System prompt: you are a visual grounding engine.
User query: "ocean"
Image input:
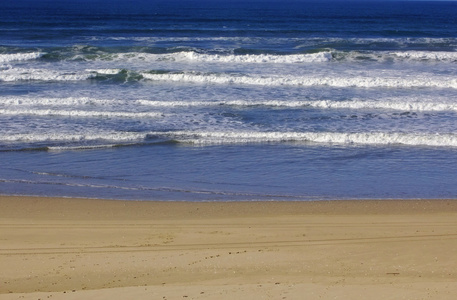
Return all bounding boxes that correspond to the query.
[1,0,457,201]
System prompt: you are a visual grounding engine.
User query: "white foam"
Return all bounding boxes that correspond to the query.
[0,52,44,63]
[138,99,457,112]
[0,96,114,107]
[332,50,457,63]
[174,51,333,63]
[149,131,457,147]
[2,132,145,143]
[141,72,457,89]
[390,51,457,62]
[86,68,122,75]
[105,50,457,64]
[0,67,95,82]
[4,96,457,112]
[0,109,163,118]
[58,48,457,64]
[3,130,457,148]
[300,99,457,112]
[101,51,332,64]
[0,68,135,82]
[47,144,119,151]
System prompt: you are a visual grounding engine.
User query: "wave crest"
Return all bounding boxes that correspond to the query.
[0,52,44,63]
[149,131,457,147]
[3,131,457,149]
[3,96,457,112]
[141,72,457,89]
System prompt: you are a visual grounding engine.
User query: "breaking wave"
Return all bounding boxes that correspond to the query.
[0,52,44,63]
[0,108,163,118]
[3,96,457,112]
[141,72,457,89]
[0,67,95,82]
[148,131,457,147]
[112,50,457,64]
[3,131,457,149]
[0,68,137,82]
[4,48,456,66]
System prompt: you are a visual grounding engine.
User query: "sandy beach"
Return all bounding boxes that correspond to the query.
[1,196,457,299]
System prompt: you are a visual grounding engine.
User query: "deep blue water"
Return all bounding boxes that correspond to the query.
[1,0,457,200]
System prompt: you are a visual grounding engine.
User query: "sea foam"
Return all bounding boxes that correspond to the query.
[0,109,163,118]
[0,67,95,82]
[3,130,457,148]
[54,48,457,64]
[141,72,457,89]
[78,51,332,64]
[0,52,44,63]
[2,132,146,143]
[3,96,457,112]
[390,51,457,62]
[147,131,457,147]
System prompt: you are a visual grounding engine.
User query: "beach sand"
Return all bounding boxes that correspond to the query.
[1,196,457,299]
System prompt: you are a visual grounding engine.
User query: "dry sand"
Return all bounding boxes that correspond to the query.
[1,196,457,299]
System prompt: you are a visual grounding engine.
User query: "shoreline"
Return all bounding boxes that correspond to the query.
[1,196,457,299]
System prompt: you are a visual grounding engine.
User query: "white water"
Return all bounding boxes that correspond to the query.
[141,72,457,89]
[2,130,457,148]
[0,67,95,82]
[0,108,163,118]
[0,52,44,63]
[147,131,457,147]
[2,96,457,112]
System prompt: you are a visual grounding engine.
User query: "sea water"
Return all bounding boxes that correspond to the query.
[1,0,457,200]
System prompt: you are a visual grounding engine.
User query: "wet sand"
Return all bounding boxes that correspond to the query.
[1,196,457,299]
